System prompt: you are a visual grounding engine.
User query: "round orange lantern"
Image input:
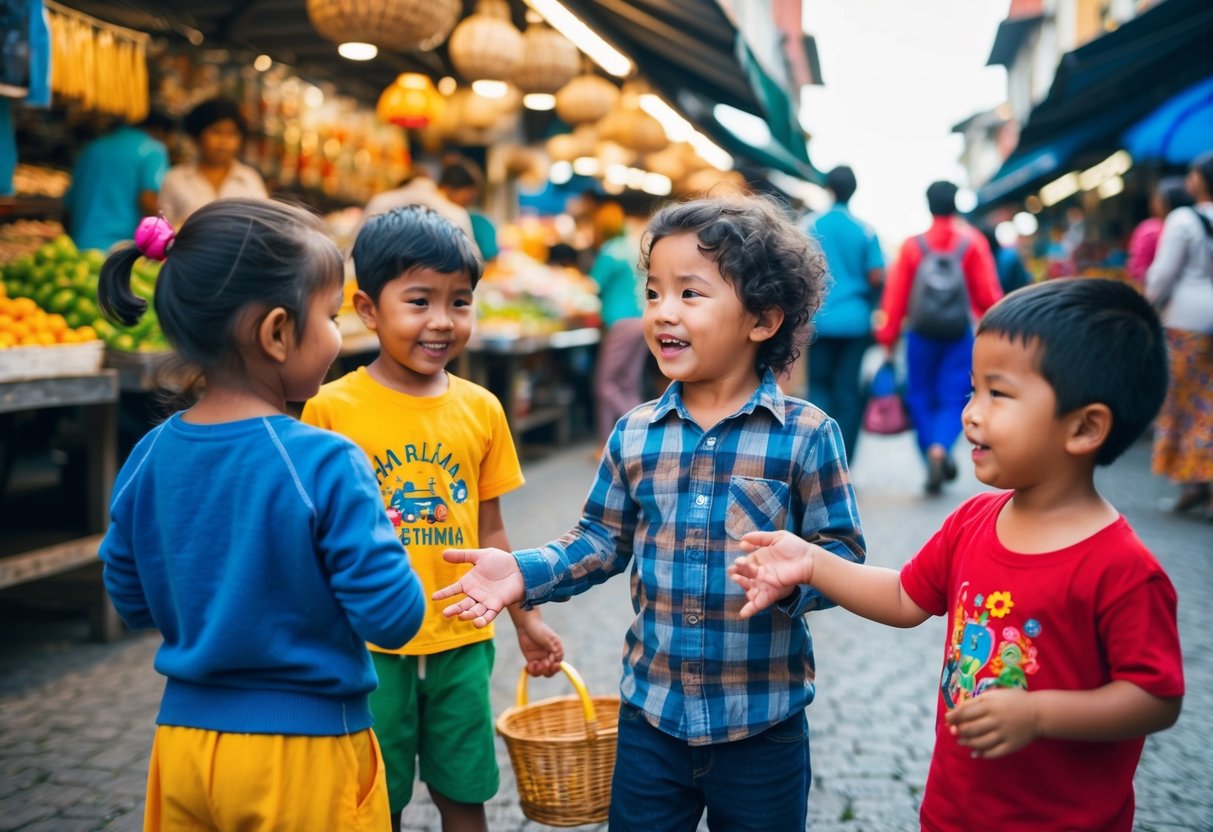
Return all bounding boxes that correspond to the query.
[377,73,444,129]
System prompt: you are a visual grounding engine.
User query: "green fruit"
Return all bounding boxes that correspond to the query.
[54,273,74,289]
[53,235,78,262]
[111,333,136,352]
[82,250,106,271]
[73,296,99,321]
[50,288,76,315]
[92,319,116,341]
[35,243,57,265]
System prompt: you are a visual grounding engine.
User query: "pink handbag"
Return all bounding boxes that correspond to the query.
[863,361,911,435]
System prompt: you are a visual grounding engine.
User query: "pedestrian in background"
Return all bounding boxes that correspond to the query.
[733,278,1183,832]
[96,200,426,830]
[877,180,1002,495]
[589,198,648,446]
[64,110,174,252]
[159,97,268,227]
[435,195,864,831]
[803,165,885,461]
[362,160,479,252]
[1146,150,1213,519]
[302,205,564,832]
[1128,177,1194,287]
[979,221,1031,295]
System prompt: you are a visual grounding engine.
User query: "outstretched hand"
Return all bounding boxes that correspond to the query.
[727,530,815,618]
[432,547,526,628]
[945,687,1039,759]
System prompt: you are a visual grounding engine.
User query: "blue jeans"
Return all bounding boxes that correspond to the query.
[807,334,871,462]
[904,330,973,457]
[608,704,811,831]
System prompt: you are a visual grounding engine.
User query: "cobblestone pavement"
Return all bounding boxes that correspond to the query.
[1,432,1210,831]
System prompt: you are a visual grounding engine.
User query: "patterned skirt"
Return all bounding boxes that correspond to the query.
[1152,328,1213,483]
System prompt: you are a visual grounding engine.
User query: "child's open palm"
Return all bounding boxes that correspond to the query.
[433,547,526,627]
[728,531,816,618]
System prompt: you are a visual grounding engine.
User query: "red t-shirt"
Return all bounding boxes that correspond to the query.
[876,216,1003,348]
[900,491,1184,832]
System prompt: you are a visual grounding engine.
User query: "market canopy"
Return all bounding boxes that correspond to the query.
[56,0,819,180]
[1122,74,1213,166]
[977,0,1213,208]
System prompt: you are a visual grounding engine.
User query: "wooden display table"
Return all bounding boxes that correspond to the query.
[0,371,121,641]
[338,328,600,444]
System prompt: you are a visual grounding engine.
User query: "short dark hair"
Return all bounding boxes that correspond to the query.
[976,278,1167,466]
[137,109,177,134]
[438,159,483,192]
[99,199,342,373]
[183,97,247,139]
[1189,150,1213,197]
[639,195,826,373]
[825,166,857,203]
[926,180,958,217]
[352,205,483,303]
[1156,176,1194,213]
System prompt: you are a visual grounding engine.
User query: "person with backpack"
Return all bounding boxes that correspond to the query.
[802,165,886,462]
[1145,149,1213,520]
[876,180,1002,494]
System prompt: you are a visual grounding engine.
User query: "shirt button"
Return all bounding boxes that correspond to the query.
[687,613,700,625]
[695,495,707,506]
[706,437,717,447]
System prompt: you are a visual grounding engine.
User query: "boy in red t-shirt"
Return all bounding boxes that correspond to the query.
[729,278,1184,831]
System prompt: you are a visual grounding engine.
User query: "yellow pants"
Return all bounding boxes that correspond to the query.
[143,725,389,831]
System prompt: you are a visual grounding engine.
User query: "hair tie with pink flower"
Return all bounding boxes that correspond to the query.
[134,215,176,262]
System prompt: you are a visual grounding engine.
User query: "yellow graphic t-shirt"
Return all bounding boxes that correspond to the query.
[301,368,524,655]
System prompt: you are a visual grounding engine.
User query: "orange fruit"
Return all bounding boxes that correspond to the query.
[10,320,31,340]
[75,325,98,342]
[44,314,68,336]
[10,297,36,319]
[0,331,15,348]
[0,313,13,331]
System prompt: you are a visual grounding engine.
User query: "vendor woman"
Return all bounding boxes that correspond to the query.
[159,97,267,226]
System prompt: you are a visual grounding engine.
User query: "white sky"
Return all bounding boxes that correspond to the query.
[800,0,1011,249]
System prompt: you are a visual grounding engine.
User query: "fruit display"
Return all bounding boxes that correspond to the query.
[1,235,168,352]
[0,286,98,349]
[476,251,602,339]
[0,219,65,262]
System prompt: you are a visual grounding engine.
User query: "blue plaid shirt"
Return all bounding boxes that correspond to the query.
[516,370,865,745]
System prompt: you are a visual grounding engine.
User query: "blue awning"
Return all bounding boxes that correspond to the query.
[1122,74,1213,166]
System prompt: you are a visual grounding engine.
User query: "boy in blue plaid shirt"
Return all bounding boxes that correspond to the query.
[435,195,866,830]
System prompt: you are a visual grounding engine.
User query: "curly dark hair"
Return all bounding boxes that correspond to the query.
[639,195,825,374]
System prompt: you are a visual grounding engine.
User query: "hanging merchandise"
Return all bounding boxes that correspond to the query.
[447,0,523,84]
[45,1,148,122]
[513,16,580,95]
[377,72,444,128]
[555,71,619,126]
[596,81,667,155]
[306,0,461,52]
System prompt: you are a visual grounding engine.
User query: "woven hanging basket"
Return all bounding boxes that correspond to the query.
[513,20,580,94]
[306,0,461,52]
[555,73,619,126]
[448,0,523,82]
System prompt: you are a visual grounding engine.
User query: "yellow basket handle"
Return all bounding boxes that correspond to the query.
[515,661,599,738]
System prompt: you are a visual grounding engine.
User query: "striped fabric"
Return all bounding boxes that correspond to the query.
[516,370,866,745]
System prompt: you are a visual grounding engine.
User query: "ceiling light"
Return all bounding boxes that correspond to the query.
[1040,172,1080,207]
[472,79,509,99]
[338,42,378,61]
[523,93,556,110]
[253,54,272,72]
[438,76,458,96]
[639,94,694,142]
[523,0,632,77]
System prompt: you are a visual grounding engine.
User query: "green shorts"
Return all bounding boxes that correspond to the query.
[369,640,499,812]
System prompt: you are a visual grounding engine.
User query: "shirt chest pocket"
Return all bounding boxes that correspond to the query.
[724,476,790,540]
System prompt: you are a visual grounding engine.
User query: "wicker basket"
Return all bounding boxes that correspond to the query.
[496,662,619,827]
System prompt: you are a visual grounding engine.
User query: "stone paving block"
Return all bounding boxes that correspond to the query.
[0,796,55,831]
[18,819,101,832]
[0,767,43,799]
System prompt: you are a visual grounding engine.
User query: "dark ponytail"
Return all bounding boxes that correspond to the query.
[98,245,150,326]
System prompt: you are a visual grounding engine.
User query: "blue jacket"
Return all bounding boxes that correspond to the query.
[100,413,425,735]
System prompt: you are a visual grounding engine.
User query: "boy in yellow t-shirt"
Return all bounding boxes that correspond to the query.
[302,205,564,832]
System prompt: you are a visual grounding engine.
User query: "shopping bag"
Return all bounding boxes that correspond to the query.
[863,361,910,435]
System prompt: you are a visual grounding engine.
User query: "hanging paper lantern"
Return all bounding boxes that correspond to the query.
[447,0,524,83]
[555,73,619,125]
[597,82,668,155]
[513,18,580,94]
[307,0,461,52]
[376,73,444,128]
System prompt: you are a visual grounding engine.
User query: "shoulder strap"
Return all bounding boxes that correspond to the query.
[915,234,930,254]
[1192,206,1213,239]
